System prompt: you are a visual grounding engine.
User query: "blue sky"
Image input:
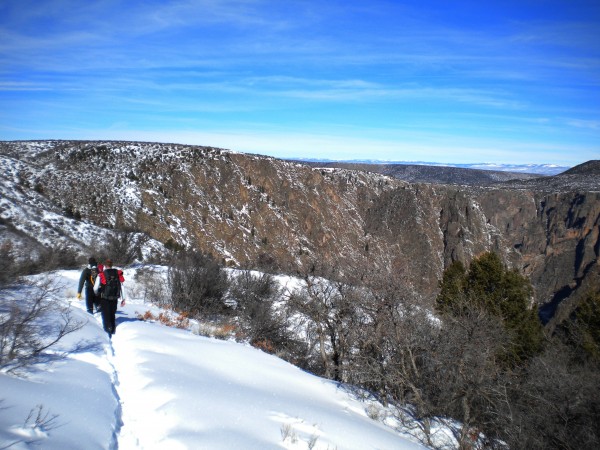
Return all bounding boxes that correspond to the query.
[1,0,599,166]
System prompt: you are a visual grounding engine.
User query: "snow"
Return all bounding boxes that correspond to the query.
[1,269,426,450]
[295,160,570,176]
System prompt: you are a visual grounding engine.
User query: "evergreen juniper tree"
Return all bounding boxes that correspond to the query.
[436,252,544,365]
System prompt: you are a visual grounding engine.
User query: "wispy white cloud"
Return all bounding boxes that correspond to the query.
[142,0,276,31]
[509,20,600,49]
[270,84,524,108]
[566,119,600,130]
[0,81,53,91]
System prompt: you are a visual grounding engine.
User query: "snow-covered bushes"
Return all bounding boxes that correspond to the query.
[0,279,84,375]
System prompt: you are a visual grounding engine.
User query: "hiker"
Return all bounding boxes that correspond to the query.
[95,259,126,337]
[77,257,101,314]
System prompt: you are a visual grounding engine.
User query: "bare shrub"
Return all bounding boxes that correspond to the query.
[500,289,600,449]
[136,310,190,329]
[14,244,80,276]
[0,279,84,375]
[280,423,294,441]
[287,268,363,382]
[430,303,513,449]
[307,433,319,450]
[350,284,443,447]
[37,245,80,271]
[504,340,600,450]
[0,242,18,288]
[252,339,276,353]
[365,404,384,421]
[167,250,229,317]
[23,404,60,432]
[229,270,289,347]
[252,252,279,273]
[97,230,148,265]
[212,323,237,340]
[0,403,60,448]
[133,266,169,307]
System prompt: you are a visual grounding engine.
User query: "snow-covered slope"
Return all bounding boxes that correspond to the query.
[0,150,102,249]
[0,269,426,450]
[0,142,164,259]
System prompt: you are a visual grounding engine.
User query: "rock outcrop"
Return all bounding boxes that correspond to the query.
[1,141,598,319]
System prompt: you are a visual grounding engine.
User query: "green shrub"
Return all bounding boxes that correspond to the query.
[436,252,544,365]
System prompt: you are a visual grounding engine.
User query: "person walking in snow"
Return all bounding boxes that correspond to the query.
[77,257,101,314]
[96,259,125,337]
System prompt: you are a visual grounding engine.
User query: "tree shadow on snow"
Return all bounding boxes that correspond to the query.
[115,315,141,326]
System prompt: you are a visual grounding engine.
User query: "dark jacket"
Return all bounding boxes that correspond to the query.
[78,265,97,295]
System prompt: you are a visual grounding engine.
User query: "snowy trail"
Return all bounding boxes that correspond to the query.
[70,299,140,449]
[1,270,427,450]
[69,298,124,450]
[76,303,137,449]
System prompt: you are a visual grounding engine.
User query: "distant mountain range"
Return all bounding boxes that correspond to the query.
[292,159,570,176]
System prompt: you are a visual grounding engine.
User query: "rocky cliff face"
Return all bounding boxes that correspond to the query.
[467,189,600,318]
[1,141,598,317]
